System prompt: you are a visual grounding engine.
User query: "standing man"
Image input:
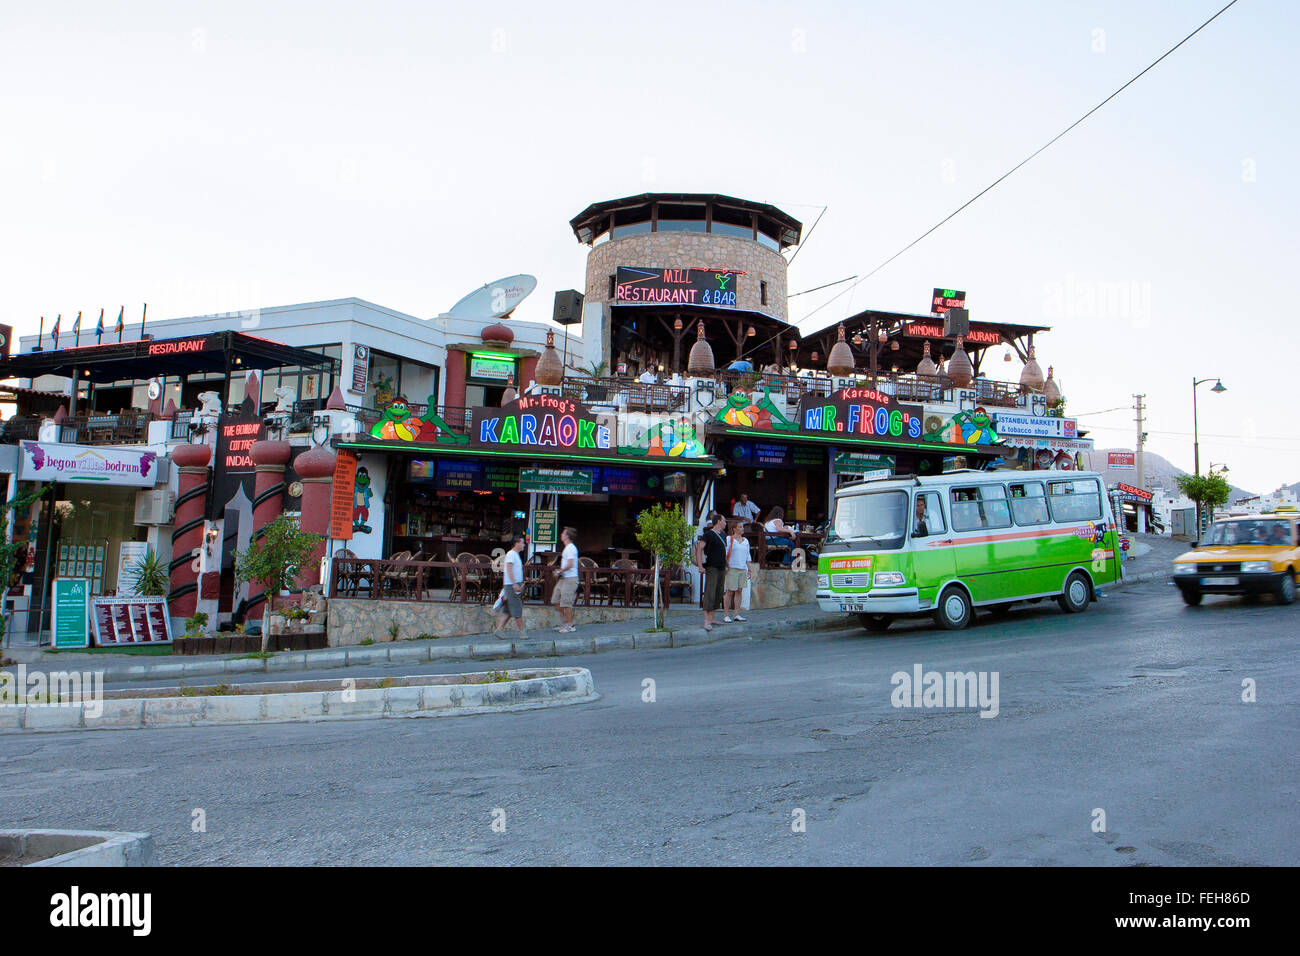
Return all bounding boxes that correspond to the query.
[732,492,761,525]
[494,535,529,640]
[555,526,579,634]
[694,512,728,632]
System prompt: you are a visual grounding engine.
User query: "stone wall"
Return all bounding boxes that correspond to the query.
[327,599,650,645]
[584,232,790,321]
[747,566,817,609]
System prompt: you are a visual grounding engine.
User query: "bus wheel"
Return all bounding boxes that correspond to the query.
[1058,571,1091,614]
[934,586,972,630]
[858,613,892,633]
[1277,570,1296,605]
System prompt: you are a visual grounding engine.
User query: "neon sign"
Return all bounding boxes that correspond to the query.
[796,388,924,440]
[614,267,743,308]
[473,395,610,450]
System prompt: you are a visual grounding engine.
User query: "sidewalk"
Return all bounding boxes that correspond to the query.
[3,534,1185,681]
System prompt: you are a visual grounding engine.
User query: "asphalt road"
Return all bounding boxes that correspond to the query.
[2,581,1295,866]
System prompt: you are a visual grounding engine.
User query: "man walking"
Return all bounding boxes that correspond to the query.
[494,535,529,640]
[694,512,727,632]
[555,526,579,633]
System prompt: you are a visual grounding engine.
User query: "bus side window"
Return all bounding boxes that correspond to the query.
[1009,482,1049,526]
[1047,480,1102,523]
[951,486,1010,531]
[913,492,946,536]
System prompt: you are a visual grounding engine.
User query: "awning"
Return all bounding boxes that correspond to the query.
[1000,435,1094,452]
[336,439,722,470]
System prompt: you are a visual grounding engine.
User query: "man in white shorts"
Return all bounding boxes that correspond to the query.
[555,526,579,633]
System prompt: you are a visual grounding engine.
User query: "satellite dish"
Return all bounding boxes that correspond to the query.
[447,274,537,318]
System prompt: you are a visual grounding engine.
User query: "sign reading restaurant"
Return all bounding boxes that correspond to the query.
[614,267,743,308]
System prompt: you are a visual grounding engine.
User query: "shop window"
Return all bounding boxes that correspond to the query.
[1009,481,1049,526]
[1047,479,1102,523]
[608,275,616,299]
[951,485,1011,532]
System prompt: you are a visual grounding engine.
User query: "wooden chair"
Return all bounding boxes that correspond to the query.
[475,553,501,602]
[381,550,413,598]
[453,552,483,603]
[579,556,609,606]
[333,547,359,596]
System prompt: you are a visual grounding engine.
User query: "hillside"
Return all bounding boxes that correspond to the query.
[1092,448,1255,502]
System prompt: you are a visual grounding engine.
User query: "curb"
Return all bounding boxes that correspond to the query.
[0,668,596,733]
[1,829,154,866]
[10,611,834,683]
[1106,569,1174,591]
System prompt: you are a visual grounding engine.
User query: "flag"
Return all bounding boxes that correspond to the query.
[95,308,105,342]
[72,311,81,346]
[114,305,124,341]
[51,314,60,348]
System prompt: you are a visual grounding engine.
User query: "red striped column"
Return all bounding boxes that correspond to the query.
[292,446,336,589]
[167,443,212,618]
[246,439,291,617]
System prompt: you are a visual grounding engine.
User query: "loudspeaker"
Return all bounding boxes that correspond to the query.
[944,307,970,337]
[553,290,584,325]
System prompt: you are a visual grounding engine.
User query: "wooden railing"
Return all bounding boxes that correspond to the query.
[329,557,687,608]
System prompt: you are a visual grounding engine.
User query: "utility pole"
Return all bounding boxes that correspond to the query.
[1134,394,1147,534]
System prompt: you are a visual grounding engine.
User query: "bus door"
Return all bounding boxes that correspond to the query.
[909,489,954,608]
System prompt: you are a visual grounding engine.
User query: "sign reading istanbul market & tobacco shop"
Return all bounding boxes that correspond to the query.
[470,395,612,454]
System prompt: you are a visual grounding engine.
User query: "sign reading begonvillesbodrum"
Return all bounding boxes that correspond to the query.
[19,441,158,487]
[614,267,742,308]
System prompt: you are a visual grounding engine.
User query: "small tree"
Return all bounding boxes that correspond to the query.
[0,485,47,644]
[1176,472,1231,538]
[125,547,169,596]
[635,503,695,629]
[233,514,322,651]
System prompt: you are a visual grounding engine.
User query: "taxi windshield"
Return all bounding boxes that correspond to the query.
[1204,519,1292,546]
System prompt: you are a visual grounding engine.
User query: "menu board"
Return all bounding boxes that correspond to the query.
[51,578,90,648]
[91,596,173,646]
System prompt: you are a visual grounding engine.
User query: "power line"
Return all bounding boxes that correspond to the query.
[795,0,1242,328]
[789,275,858,298]
[786,205,827,266]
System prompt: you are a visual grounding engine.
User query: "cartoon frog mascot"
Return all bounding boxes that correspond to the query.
[352,467,373,534]
[369,397,424,441]
[928,406,998,445]
[668,420,702,458]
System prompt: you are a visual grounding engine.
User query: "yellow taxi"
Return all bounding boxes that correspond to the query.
[1172,512,1299,606]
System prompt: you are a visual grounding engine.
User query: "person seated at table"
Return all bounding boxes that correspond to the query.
[764,506,795,564]
[638,367,657,384]
[731,492,761,524]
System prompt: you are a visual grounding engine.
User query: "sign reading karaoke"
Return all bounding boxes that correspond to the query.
[796,388,924,441]
[471,395,612,454]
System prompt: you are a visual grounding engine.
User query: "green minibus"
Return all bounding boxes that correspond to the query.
[817,470,1123,631]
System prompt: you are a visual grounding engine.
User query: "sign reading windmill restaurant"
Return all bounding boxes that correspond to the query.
[614,267,742,308]
[904,321,1002,346]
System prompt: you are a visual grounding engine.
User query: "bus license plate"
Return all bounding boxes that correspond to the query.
[1202,576,1237,586]
[839,602,866,612]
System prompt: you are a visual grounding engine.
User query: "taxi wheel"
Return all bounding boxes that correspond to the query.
[1057,571,1091,614]
[933,586,972,630]
[1181,589,1203,606]
[1278,570,1296,606]
[858,613,893,633]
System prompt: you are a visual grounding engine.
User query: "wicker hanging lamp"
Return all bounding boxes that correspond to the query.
[1043,366,1062,408]
[947,335,973,388]
[827,323,856,376]
[1019,344,1045,391]
[535,329,564,386]
[687,319,716,376]
[917,341,937,376]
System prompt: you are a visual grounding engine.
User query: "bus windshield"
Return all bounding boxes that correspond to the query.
[833,490,908,550]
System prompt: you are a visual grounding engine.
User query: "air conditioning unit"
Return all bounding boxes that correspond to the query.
[134,489,175,525]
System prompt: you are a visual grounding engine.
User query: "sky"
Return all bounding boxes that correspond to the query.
[2,0,1297,493]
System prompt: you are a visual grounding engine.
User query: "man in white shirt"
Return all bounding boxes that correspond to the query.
[494,535,529,640]
[638,368,657,384]
[555,526,579,633]
[732,493,761,524]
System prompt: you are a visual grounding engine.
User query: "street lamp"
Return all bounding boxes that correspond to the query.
[1191,377,1226,476]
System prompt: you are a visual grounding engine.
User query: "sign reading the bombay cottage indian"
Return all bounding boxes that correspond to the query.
[470,395,612,455]
[795,388,924,442]
[614,267,741,308]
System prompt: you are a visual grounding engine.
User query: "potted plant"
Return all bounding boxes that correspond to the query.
[584,360,610,401]
[182,612,212,655]
[125,546,169,597]
[234,514,324,653]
